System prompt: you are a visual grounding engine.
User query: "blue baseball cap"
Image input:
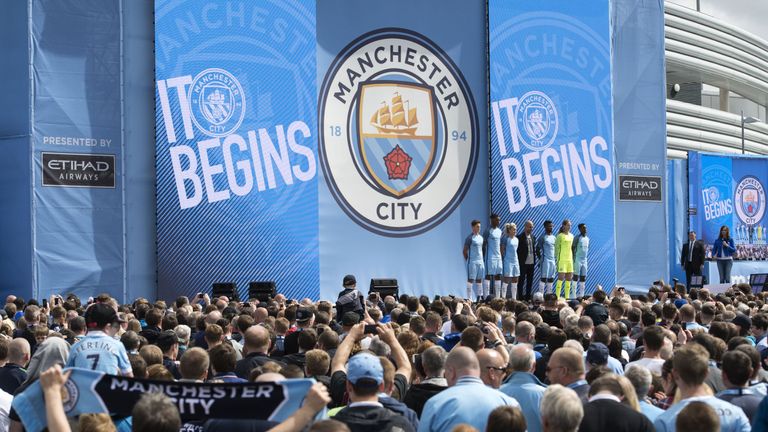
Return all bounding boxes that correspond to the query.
[347,353,383,387]
[586,342,609,366]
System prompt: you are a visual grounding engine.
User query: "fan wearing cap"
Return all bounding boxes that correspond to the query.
[283,306,315,355]
[336,275,365,324]
[585,343,610,371]
[332,353,415,432]
[66,303,133,377]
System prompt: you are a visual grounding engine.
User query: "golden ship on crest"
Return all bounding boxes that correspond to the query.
[370,92,419,135]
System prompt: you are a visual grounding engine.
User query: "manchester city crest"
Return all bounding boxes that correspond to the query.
[61,378,80,413]
[188,68,246,137]
[515,91,558,151]
[319,28,478,237]
[706,187,719,203]
[735,176,766,225]
[358,82,436,197]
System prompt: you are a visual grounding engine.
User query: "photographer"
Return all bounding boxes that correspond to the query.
[330,322,412,407]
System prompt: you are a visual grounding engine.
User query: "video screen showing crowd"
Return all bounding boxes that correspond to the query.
[464,215,589,302]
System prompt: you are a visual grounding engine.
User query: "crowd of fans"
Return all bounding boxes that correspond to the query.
[5,275,768,431]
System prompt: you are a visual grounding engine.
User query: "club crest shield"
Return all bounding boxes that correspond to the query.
[735,176,766,225]
[188,68,246,137]
[201,84,234,125]
[318,28,478,237]
[358,82,436,197]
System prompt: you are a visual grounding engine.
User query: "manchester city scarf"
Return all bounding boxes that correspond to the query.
[13,368,315,432]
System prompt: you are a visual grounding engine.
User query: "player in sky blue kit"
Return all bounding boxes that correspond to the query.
[501,223,520,299]
[572,223,590,298]
[536,220,557,294]
[67,303,133,376]
[463,219,485,299]
[483,213,503,298]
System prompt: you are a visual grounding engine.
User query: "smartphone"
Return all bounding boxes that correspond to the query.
[364,324,378,334]
[682,322,688,330]
[42,299,48,309]
[476,321,489,334]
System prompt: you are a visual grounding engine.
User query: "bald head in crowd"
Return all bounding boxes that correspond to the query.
[253,308,268,324]
[205,311,222,325]
[444,346,480,386]
[243,325,271,355]
[478,349,506,389]
[547,347,585,386]
[8,338,30,367]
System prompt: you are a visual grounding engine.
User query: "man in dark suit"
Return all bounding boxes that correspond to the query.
[516,220,537,301]
[579,375,655,432]
[681,230,705,291]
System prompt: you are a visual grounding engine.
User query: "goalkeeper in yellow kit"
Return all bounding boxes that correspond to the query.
[554,219,575,299]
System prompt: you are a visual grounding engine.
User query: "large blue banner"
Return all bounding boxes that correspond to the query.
[489,0,616,293]
[155,1,318,300]
[316,0,488,299]
[690,152,768,260]
[612,0,668,292]
[32,0,124,300]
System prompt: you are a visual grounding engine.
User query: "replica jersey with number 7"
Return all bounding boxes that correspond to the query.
[66,330,132,376]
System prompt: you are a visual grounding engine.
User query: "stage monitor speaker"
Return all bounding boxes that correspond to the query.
[370,278,398,299]
[690,275,705,289]
[212,282,239,301]
[249,281,276,302]
[749,273,768,294]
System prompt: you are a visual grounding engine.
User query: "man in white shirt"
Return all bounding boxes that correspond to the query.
[0,387,12,431]
[625,325,666,375]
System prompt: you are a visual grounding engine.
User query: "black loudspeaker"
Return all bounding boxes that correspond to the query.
[249,281,276,302]
[212,282,239,301]
[690,275,705,289]
[750,273,768,294]
[370,278,398,299]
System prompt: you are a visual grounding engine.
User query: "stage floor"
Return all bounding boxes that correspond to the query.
[704,260,768,285]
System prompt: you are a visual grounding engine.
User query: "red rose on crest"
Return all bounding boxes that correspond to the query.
[383,145,413,180]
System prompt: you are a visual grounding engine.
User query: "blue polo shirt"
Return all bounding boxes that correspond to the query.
[639,400,664,422]
[419,376,518,432]
[500,372,546,432]
[653,396,750,432]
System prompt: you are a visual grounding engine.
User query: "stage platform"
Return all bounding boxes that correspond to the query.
[704,260,768,285]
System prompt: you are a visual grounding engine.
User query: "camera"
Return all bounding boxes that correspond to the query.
[475,321,490,335]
